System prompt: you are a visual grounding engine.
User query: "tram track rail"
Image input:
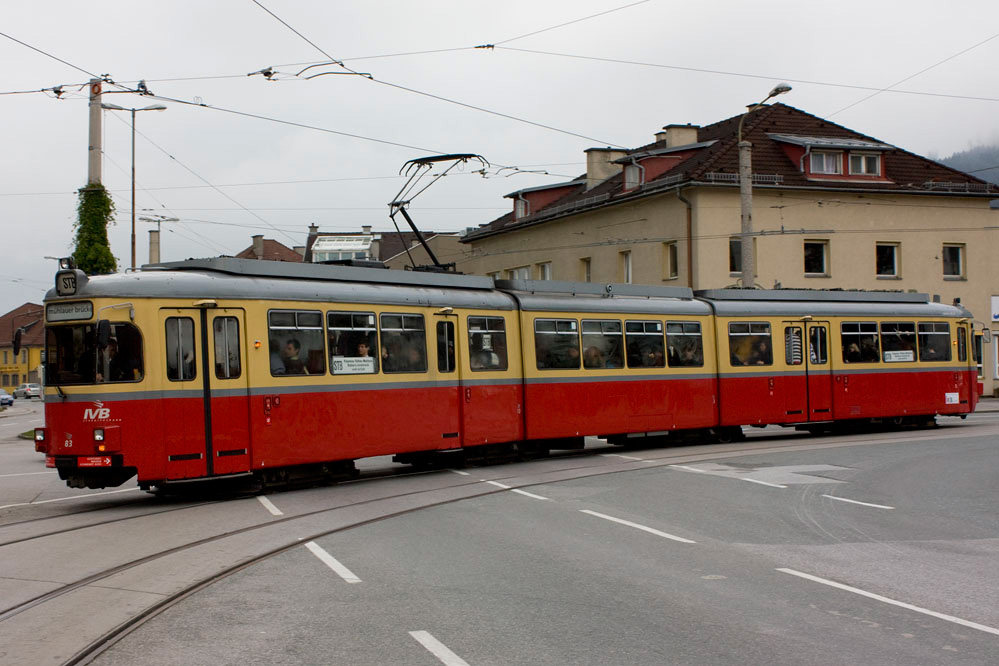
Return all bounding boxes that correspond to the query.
[2,419,991,665]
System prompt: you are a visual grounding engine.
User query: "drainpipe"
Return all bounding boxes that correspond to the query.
[799,145,812,175]
[676,188,694,287]
[627,157,646,190]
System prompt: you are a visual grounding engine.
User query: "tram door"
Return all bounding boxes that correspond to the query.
[782,322,833,421]
[160,307,250,480]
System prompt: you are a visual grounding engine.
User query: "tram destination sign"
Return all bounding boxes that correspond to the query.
[47,301,93,322]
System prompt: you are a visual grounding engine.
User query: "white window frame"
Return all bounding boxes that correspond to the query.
[507,266,530,280]
[875,242,899,278]
[514,199,528,219]
[580,257,591,283]
[620,251,632,284]
[536,262,552,280]
[804,240,829,276]
[624,164,642,190]
[810,151,843,175]
[664,241,679,280]
[849,152,881,176]
[942,244,965,279]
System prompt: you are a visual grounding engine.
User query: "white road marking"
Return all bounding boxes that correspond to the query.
[304,541,361,583]
[256,495,283,516]
[580,509,696,543]
[409,631,472,666]
[670,464,707,473]
[510,488,549,500]
[601,453,646,461]
[485,480,510,489]
[740,477,787,489]
[777,568,999,636]
[821,494,895,510]
[0,487,140,510]
[448,469,471,476]
[0,471,56,478]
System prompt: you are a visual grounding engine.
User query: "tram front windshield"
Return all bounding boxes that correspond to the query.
[46,323,144,385]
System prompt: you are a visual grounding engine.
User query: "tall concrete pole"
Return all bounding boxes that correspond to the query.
[87,79,103,184]
[738,140,754,288]
[130,108,136,269]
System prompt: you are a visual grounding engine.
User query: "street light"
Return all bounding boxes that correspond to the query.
[737,83,791,288]
[101,103,167,270]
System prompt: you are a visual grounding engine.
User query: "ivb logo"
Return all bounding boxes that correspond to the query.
[83,400,111,421]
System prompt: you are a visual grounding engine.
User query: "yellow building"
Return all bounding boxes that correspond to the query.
[1,303,44,388]
[458,104,999,393]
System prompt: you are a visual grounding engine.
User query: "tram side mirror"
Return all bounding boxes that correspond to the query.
[12,328,22,357]
[96,319,111,350]
[984,329,993,344]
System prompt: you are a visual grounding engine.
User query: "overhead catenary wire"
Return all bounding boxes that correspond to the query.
[492,0,653,46]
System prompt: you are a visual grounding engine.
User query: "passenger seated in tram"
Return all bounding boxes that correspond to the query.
[583,345,605,369]
[748,339,771,365]
[282,338,307,374]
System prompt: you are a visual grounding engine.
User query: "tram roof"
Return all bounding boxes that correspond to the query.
[495,279,710,315]
[695,289,971,318]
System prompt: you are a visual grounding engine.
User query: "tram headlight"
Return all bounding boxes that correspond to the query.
[34,428,47,453]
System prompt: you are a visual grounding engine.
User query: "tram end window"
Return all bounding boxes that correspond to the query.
[918,322,951,362]
[534,318,580,369]
[581,319,623,369]
[468,316,508,371]
[380,313,427,373]
[728,322,772,366]
[329,312,379,375]
[666,322,704,368]
[625,320,665,368]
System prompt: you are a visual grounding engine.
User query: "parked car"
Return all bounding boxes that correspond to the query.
[0,389,12,406]
[12,383,42,400]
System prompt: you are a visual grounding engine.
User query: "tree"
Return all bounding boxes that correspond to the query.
[73,183,117,274]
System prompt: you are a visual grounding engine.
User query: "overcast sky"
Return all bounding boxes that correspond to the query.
[2,0,997,316]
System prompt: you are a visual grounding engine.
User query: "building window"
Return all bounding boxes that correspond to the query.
[487,271,501,280]
[810,151,842,175]
[624,164,642,190]
[536,262,552,280]
[620,251,632,284]
[580,258,591,282]
[876,243,899,277]
[729,237,741,274]
[804,240,829,276]
[507,266,530,280]
[664,241,678,280]
[942,244,965,279]
[849,153,881,176]
[514,199,528,219]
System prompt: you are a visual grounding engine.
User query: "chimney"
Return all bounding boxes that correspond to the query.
[252,234,264,260]
[661,124,700,148]
[148,229,160,264]
[585,147,629,190]
[308,223,318,236]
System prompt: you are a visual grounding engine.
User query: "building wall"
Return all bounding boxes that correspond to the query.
[0,345,43,387]
[463,185,999,392]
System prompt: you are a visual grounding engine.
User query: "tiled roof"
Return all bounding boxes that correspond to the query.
[463,104,997,242]
[235,239,303,262]
[0,303,44,346]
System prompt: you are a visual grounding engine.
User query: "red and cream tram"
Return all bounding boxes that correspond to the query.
[34,258,980,491]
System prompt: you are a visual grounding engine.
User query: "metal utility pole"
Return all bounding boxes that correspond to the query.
[87,79,103,184]
[737,83,791,288]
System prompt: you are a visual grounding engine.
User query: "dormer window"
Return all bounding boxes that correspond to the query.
[849,153,881,176]
[514,199,528,219]
[810,151,842,175]
[624,164,643,190]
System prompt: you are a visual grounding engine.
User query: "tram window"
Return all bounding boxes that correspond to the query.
[328,311,378,375]
[666,322,704,367]
[468,316,507,371]
[212,317,241,379]
[784,327,803,366]
[581,319,623,369]
[438,321,456,373]
[380,313,427,373]
[625,320,665,368]
[166,317,197,381]
[268,310,325,375]
[841,322,879,363]
[880,322,916,363]
[918,322,951,362]
[46,322,144,385]
[974,333,983,378]
[808,327,828,364]
[957,327,967,363]
[535,319,580,369]
[728,322,772,366]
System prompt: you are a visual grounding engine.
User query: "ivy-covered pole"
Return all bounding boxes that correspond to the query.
[73,183,117,275]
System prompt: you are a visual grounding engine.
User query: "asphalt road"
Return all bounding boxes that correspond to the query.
[68,416,998,666]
